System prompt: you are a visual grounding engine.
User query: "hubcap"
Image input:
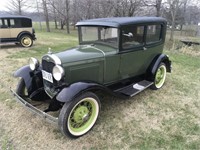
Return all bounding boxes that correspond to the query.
[22,37,31,46]
[73,105,90,124]
[155,65,166,88]
[68,98,99,135]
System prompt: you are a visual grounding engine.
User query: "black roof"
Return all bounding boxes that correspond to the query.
[0,14,31,19]
[76,17,167,27]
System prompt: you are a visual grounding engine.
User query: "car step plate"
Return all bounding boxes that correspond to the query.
[115,80,153,97]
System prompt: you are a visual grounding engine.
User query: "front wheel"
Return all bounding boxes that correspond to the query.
[150,63,167,90]
[58,92,101,138]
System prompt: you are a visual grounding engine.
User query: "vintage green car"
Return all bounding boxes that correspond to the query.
[11,17,171,138]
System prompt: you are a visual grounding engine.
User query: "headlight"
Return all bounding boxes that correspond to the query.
[53,65,64,81]
[29,57,39,71]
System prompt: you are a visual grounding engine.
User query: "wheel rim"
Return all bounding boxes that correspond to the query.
[22,37,32,47]
[155,65,166,88]
[68,97,99,136]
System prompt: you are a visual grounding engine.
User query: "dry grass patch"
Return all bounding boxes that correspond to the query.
[0,31,200,149]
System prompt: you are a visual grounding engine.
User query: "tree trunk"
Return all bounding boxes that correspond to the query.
[18,0,22,15]
[156,0,162,17]
[65,0,70,34]
[42,0,50,32]
[53,1,58,29]
[36,0,42,30]
[60,20,64,30]
[170,18,175,41]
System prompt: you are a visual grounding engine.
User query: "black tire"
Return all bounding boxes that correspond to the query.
[58,92,101,138]
[150,62,167,90]
[16,78,27,97]
[19,35,33,47]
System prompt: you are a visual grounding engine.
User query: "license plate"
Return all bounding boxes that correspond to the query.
[42,70,53,83]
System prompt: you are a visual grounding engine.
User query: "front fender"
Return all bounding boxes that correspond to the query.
[56,82,107,102]
[14,65,44,96]
[14,65,32,90]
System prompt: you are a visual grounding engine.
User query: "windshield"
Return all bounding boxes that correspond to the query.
[79,26,118,48]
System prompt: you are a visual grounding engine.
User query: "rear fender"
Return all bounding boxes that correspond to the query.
[17,31,34,40]
[56,82,108,102]
[147,54,172,80]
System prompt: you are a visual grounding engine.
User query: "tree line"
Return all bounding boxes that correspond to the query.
[7,0,200,41]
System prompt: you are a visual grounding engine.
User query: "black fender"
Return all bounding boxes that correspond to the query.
[56,82,113,103]
[14,65,32,90]
[14,65,44,97]
[147,54,172,80]
[17,31,34,41]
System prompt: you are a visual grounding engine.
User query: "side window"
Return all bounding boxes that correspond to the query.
[122,26,144,50]
[4,19,8,27]
[0,19,2,27]
[9,19,21,28]
[146,25,162,44]
[0,19,8,28]
[10,19,15,27]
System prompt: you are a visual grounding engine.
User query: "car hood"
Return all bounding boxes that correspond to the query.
[55,45,104,64]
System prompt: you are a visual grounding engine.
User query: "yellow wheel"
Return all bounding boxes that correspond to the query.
[20,35,33,47]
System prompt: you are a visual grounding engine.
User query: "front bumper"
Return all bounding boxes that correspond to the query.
[10,88,58,125]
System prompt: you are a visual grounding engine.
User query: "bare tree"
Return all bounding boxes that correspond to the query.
[42,0,50,32]
[65,0,70,34]
[36,0,43,30]
[113,0,142,17]
[143,0,163,16]
[166,0,183,41]
[7,0,28,15]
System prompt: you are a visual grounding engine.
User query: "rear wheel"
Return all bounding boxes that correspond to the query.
[151,63,167,90]
[20,35,33,47]
[58,92,100,138]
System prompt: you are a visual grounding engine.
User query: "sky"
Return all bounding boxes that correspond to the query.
[0,1,8,11]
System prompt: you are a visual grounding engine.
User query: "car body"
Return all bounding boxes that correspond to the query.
[11,17,171,138]
[0,15,36,47]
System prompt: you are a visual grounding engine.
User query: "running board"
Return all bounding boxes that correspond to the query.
[115,80,153,97]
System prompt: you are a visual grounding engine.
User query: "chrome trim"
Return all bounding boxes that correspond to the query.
[10,88,58,125]
[48,54,61,65]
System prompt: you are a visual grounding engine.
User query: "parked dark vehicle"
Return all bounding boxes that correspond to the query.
[11,17,171,138]
[0,15,36,47]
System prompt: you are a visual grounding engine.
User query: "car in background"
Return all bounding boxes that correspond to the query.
[0,15,36,47]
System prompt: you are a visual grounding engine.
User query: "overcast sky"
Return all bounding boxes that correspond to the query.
[0,1,8,11]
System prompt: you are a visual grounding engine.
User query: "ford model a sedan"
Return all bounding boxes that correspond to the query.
[12,17,171,138]
[0,15,36,47]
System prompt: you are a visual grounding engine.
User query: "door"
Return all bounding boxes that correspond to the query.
[119,25,148,79]
[119,24,165,80]
[9,18,23,38]
[0,19,11,39]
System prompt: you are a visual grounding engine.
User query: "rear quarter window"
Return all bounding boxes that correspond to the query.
[21,18,32,27]
[146,25,162,44]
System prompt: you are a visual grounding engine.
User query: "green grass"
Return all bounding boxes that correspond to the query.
[0,29,200,149]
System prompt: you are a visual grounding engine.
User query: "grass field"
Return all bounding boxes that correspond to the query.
[0,27,200,150]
